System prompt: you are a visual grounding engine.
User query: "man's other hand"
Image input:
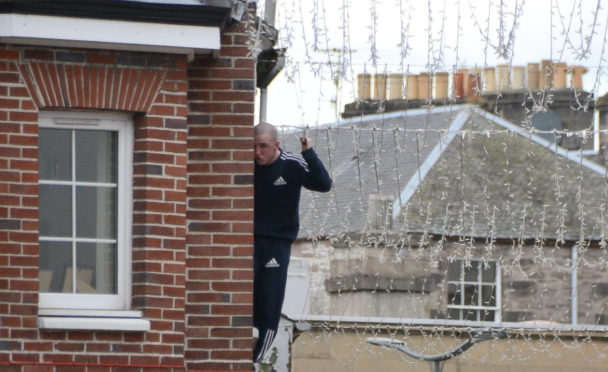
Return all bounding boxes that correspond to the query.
[301,136,312,151]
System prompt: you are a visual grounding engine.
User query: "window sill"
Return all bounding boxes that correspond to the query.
[38,309,150,332]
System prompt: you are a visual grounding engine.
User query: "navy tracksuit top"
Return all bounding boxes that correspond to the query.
[254,147,332,241]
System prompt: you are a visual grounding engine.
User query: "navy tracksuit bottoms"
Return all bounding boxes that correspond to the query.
[253,236,291,362]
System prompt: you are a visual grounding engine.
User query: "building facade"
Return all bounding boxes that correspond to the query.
[0,1,259,370]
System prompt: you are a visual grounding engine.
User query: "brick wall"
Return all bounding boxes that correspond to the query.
[0,45,190,371]
[185,11,256,372]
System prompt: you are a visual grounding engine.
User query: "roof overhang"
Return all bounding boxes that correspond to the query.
[0,0,234,60]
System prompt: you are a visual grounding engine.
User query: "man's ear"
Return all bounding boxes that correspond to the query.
[275,140,281,149]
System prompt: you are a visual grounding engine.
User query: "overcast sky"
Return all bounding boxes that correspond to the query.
[257,0,608,127]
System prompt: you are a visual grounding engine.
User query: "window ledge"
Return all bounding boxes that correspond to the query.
[38,309,150,332]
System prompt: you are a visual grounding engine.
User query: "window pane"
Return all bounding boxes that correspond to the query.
[76,186,116,239]
[482,285,496,306]
[464,285,478,305]
[39,129,71,181]
[76,242,116,294]
[448,308,461,320]
[481,309,495,322]
[481,262,496,283]
[464,309,479,321]
[75,130,117,183]
[464,261,479,281]
[39,185,72,237]
[447,283,461,305]
[39,241,72,293]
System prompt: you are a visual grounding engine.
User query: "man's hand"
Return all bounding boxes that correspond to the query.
[301,136,312,151]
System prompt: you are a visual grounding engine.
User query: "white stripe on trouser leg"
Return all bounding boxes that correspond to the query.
[257,329,275,361]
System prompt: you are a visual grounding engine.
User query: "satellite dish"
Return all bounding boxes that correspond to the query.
[529,109,563,143]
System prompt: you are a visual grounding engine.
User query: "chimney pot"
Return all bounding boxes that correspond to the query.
[357,73,372,100]
[570,65,588,90]
[552,62,567,89]
[406,74,419,100]
[540,59,553,89]
[527,63,539,90]
[435,72,449,100]
[497,64,511,91]
[452,72,464,99]
[388,73,403,100]
[374,73,387,100]
[418,73,432,102]
[469,68,483,98]
[511,66,525,90]
[484,67,496,93]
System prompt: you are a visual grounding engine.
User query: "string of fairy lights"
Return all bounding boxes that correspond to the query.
[252,0,608,366]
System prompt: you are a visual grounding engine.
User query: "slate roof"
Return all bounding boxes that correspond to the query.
[279,105,608,241]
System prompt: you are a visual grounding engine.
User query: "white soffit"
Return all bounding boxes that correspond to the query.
[0,14,221,58]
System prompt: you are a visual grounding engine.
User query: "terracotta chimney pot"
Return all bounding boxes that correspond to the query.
[388,73,403,100]
[374,73,387,100]
[540,59,553,89]
[406,74,419,100]
[497,64,511,91]
[469,68,483,97]
[418,73,432,101]
[570,65,588,90]
[552,62,567,89]
[484,67,496,93]
[357,73,372,100]
[511,66,525,90]
[435,72,449,100]
[452,72,464,99]
[527,63,539,90]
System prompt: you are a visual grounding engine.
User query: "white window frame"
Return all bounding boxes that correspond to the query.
[446,259,501,323]
[38,111,133,312]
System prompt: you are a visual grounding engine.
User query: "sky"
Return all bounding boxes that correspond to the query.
[256,0,608,127]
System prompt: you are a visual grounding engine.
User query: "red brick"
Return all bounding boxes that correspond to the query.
[0,98,19,109]
[87,53,115,64]
[23,342,52,351]
[212,257,252,268]
[211,281,251,292]
[0,72,19,83]
[219,46,252,58]
[211,91,254,102]
[211,114,253,126]
[0,49,20,60]
[232,269,254,281]
[189,80,232,91]
[212,210,253,221]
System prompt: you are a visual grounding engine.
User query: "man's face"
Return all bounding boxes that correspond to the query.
[254,133,280,166]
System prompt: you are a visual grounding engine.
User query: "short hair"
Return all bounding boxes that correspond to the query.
[254,122,278,142]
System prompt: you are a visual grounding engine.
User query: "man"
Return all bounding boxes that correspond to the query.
[253,122,332,362]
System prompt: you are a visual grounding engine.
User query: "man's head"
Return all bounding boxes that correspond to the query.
[254,122,280,166]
